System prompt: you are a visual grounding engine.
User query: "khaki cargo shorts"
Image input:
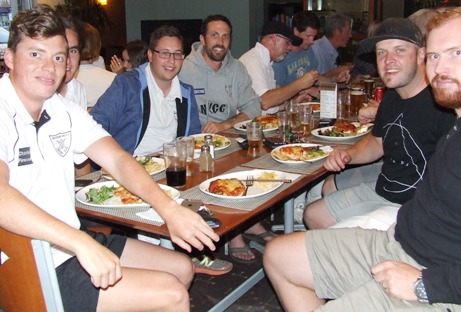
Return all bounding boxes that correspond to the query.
[306,226,461,312]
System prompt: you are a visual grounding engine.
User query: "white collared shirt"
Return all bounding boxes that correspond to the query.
[134,65,181,155]
[239,42,278,115]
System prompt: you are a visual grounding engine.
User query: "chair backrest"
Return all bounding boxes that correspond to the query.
[0,227,64,312]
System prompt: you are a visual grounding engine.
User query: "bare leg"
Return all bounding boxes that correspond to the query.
[321,174,337,195]
[303,198,337,229]
[120,238,194,287]
[228,222,275,262]
[264,232,325,311]
[97,238,193,311]
[244,222,274,240]
[228,234,256,261]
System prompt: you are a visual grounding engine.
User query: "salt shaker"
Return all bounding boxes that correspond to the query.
[204,134,215,159]
[199,144,214,172]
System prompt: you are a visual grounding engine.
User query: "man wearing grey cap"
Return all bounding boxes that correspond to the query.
[302,17,455,230]
[264,9,461,311]
[240,21,319,114]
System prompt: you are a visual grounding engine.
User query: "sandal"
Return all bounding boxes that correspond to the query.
[242,231,277,246]
[229,245,257,264]
[192,255,233,276]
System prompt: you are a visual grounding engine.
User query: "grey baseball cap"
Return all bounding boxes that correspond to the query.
[360,17,424,51]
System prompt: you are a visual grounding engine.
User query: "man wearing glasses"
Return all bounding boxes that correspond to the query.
[91,25,201,155]
[240,21,318,114]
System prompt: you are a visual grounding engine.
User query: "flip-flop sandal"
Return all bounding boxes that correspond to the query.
[229,245,257,264]
[242,231,277,246]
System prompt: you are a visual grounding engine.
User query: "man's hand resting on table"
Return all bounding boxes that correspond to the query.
[161,201,220,252]
[323,149,352,172]
[202,121,226,134]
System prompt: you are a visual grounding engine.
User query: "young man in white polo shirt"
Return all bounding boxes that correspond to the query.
[0,5,218,311]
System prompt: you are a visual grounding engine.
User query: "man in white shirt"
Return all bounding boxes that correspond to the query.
[240,21,318,114]
[91,25,201,156]
[57,14,87,111]
[0,5,218,311]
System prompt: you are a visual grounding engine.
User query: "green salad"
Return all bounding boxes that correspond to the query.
[85,185,115,204]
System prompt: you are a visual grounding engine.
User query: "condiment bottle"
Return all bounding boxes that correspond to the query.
[199,144,214,172]
[204,134,215,159]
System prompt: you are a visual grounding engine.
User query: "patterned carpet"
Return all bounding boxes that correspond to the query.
[189,210,286,312]
[189,243,283,312]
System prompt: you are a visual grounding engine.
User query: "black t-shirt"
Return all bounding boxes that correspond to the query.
[372,86,455,204]
[395,117,461,304]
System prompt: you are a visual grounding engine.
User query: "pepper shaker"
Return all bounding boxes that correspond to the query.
[199,144,214,172]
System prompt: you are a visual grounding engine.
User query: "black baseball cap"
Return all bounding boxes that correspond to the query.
[360,17,424,51]
[261,21,303,47]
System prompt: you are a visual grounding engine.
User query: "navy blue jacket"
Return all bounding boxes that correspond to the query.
[91,63,201,154]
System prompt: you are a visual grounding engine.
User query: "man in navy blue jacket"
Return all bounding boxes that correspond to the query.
[91,25,201,155]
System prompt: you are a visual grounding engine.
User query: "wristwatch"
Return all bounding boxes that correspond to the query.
[414,271,429,304]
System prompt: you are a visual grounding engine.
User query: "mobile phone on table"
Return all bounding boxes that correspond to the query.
[180,200,221,229]
[75,179,93,187]
[318,118,336,127]
[264,137,286,149]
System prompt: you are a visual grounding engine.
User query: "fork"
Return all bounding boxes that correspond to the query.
[243,175,254,196]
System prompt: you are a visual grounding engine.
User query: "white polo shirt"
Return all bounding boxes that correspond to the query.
[64,78,88,110]
[134,65,181,155]
[239,42,278,115]
[0,75,109,266]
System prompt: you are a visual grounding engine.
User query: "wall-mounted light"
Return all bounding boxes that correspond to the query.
[98,0,107,5]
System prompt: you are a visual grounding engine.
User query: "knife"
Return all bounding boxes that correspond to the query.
[240,179,292,183]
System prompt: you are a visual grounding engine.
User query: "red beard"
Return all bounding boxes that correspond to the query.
[431,74,461,109]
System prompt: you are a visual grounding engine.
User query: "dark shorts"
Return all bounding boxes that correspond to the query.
[55,231,127,312]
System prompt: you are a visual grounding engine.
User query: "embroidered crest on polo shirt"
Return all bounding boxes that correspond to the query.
[49,132,71,157]
[18,147,33,166]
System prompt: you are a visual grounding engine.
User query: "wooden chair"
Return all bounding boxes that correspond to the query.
[0,227,64,312]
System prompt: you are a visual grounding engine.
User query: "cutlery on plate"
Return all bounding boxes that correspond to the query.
[240,179,292,183]
[243,175,254,196]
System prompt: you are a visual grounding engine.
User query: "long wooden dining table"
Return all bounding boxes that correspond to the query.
[75,132,357,311]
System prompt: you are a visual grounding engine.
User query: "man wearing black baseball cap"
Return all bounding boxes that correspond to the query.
[264,16,456,311]
[360,17,424,52]
[260,21,303,47]
[240,21,318,114]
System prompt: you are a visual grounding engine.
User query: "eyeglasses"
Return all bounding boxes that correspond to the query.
[275,34,291,45]
[152,49,185,60]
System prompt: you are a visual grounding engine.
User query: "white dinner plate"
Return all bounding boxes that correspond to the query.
[158,184,181,201]
[311,122,373,142]
[199,170,286,199]
[271,143,334,164]
[191,134,231,152]
[233,120,278,133]
[102,156,166,180]
[76,181,179,208]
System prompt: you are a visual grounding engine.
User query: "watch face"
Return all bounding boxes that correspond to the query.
[415,279,428,300]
